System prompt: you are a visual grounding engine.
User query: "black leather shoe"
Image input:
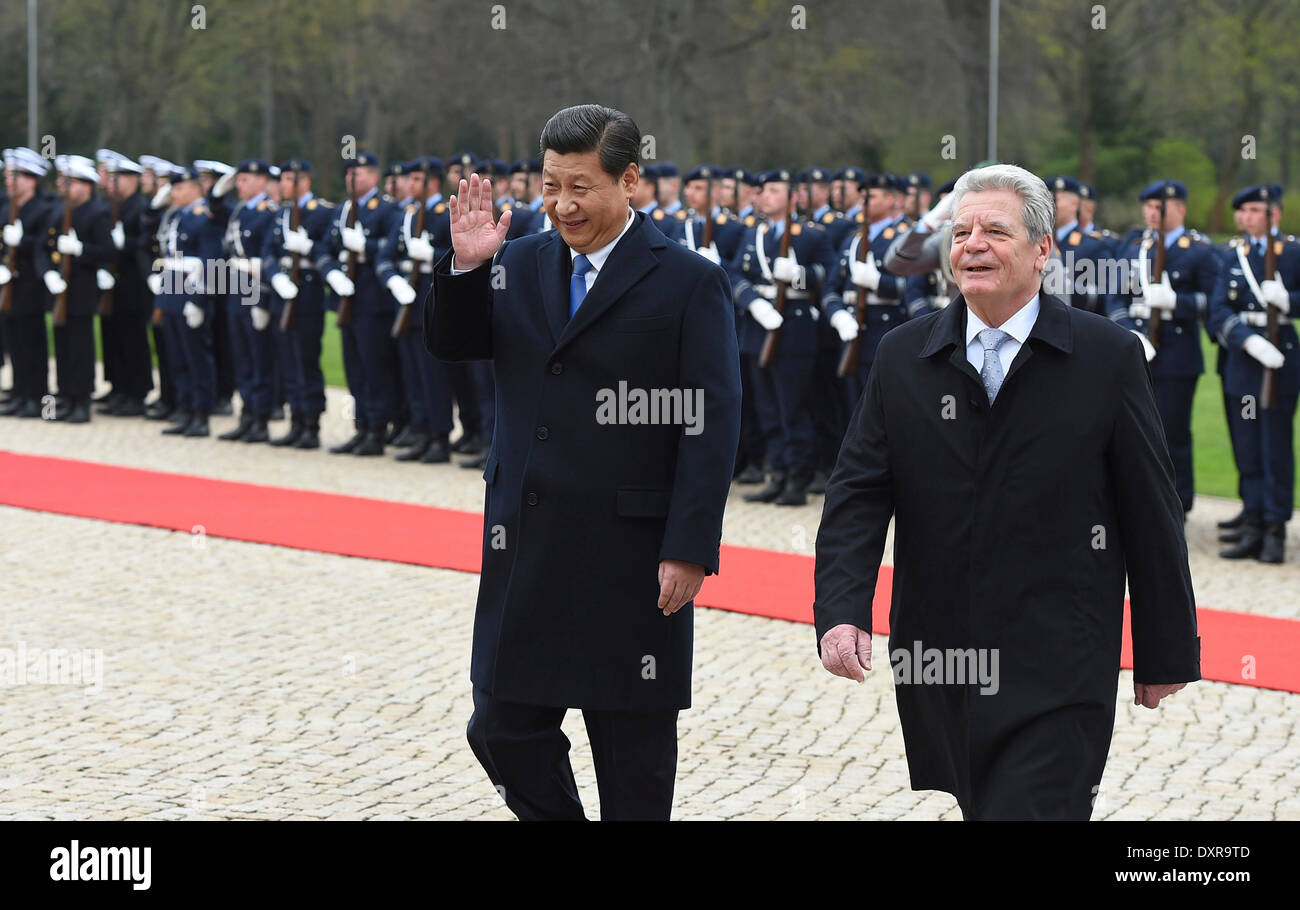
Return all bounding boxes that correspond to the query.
[1218,527,1245,544]
[242,417,270,443]
[1258,523,1286,564]
[1220,519,1264,559]
[450,433,483,455]
[353,429,385,456]
[735,463,766,484]
[394,434,431,461]
[17,399,41,418]
[459,452,488,469]
[390,425,417,448]
[1217,509,1247,530]
[775,470,810,506]
[807,469,829,495]
[294,426,321,449]
[145,401,176,420]
[162,411,194,435]
[744,472,787,503]
[94,392,124,413]
[63,401,91,424]
[182,413,210,437]
[111,397,147,417]
[218,413,255,441]
[0,397,26,417]
[419,439,451,463]
[53,399,73,420]
[270,405,285,421]
[270,418,304,447]
[212,398,234,416]
[329,429,366,454]
[384,422,407,445]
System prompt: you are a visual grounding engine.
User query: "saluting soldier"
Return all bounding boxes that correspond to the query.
[1106,180,1221,516]
[1207,184,1300,564]
[0,148,56,419]
[727,168,838,506]
[1047,175,1110,313]
[903,172,932,221]
[262,158,334,449]
[137,156,182,421]
[195,160,237,415]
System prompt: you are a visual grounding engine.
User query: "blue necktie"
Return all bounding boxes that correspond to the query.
[569,254,592,319]
[979,328,1012,404]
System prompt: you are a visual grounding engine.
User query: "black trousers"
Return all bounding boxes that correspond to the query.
[104,306,154,400]
[53,313,95,401]
[467,686,679,821]
[4,311,49,401]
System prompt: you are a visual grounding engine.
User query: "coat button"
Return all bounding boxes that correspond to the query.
[536,426,549,440]
[526,492,539,506]
[550,362,562,375]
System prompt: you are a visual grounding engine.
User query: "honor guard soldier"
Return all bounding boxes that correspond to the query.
[377,155,455,464]
[1208,184,1300,563]
[0,148,56,418]
[208,158,279,443]
[138,156,183,421]
[805,166,853,250]
[97,154,153,417]
[42,155,114,423]
[1106,180,1221,516]
[1078,181,1119,254]
[904,172,932,221]
[153,165,221,438]
[656,162,682,214]
[263,158,333,449]
[195,159,237,414]
[324,151,404,456]
[727,168,838,506]
[1047,175,1110,313]
[736,169,760,220]
[445,152,477,190]
[890,176,959,310]
[680,165,744,264]
[509,158,544,234]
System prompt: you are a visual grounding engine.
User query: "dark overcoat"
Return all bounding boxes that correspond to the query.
[814,293,1201,819]
[426,211,742,711]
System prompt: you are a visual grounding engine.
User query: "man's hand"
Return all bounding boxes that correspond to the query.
[772,254,803,285]
[283,227,313,255]
[1143,278,1176,312]
[657,560,705,616]
[406,234,435,263]
[1133,681,1188,709]
[448,174,511,272]
[830,308,859,342]
[820,624,872,682]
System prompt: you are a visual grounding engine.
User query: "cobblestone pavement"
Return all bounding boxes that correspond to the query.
[0,370,1297,819]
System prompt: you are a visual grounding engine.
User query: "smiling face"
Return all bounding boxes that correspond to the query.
[950,188,1051,313]
[542,149,636,254]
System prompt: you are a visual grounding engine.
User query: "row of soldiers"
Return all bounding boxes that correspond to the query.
[1,149,1297,562]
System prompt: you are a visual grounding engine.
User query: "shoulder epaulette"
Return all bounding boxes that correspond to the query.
[715,213,728,225]
[821,212,835,224]
[744,214,755,227]
[406,203,418,214]
[433,202,447,215]
[674,209,686,220]
[257,200,269,212]
[306,199,318,211]
[652,209,664,220]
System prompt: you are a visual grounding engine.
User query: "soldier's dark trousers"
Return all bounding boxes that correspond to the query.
[1230,392,1298,523]
[354,309,400,429]
[53,313,95,401]
[273,295,326,419]
[398,309,453,436]
[755,353,815,473]
[210,294,235,402]
[163,303,216,414]
[107,305,154,400]
[1153,376,1197,513]
[337,314,367,429]
[447,361,482,439]
[467,686,678,821]
[151,320,176,409]
[737,352,766,467]
[471,360,495,439]
[99,310,118,389]
[4,311,49,402]
[227,297,274,416]
[811,318,849,470]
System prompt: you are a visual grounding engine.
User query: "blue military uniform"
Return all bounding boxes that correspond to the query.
[1207,183,1300,562]
[1047,176,1111,313]
[0,148,57,418]
[1105,181,1221,512]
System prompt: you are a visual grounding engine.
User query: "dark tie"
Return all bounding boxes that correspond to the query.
[569,254,592,319]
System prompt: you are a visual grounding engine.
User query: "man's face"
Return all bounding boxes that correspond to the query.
[170,179,200,208]
[348,166,378,197]
[409,171,426,199]
[843,181,861,207]
[757,182,791,220]
[906,188,931,218]
[795,183,810,212]
[949,188,1051,306]
[630,170,656,209]
[141,171,157,195]
[266,181,281,203]
[1234,209,1245,232]
[394,173,412,200]
[235,172,267,201]
[199,172,215,193]
[656,176,679,207]
[542,149,635,254]
[1079,198,1096,226]
[714,178,734,209]
[1238,201,1275,237]
[809,182,830,211]
[830,179,843,210]
[1054,190,1079,226]
[1142,198,1185,231]
[684,178,709,212]
[509,172,528,200]
[866,187,891,221]
[109,174,140,202]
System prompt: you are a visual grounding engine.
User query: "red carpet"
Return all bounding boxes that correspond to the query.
[2,449,1298,694]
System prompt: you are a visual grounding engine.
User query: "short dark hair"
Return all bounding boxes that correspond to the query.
[538,104,640,181]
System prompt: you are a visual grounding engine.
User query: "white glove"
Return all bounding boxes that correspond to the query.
[213,171,236,198]
[96,268,116,291]
[695,243,721,265]
[283,227,313,255]
[150,183,172,210]
[43,270,67,296]
[849,254,881,291]
[111,221,126,250]
[405,234,434,263]
[748,298,784,331]
[772,255,803,285]
[830,308,859,342]
[386,274,417,306]
[3,221,22,247]
[183,301,205,329]
[250,306,270,331]
[1143,277,1176,312]
[0,264,10,285]
[147,272,164,296]
[180,256,204,295]
[341,226,366,253]
[326,269,355,298]
[1244,334,1285,369]
[57,230,83,257]
[921,192,957,230]
[1260,279,1291,314]
[1129,301,1151,320]
[271,272,298,300]
[1131,330,1156,363]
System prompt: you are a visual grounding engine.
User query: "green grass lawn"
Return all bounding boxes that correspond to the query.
[55,314,1297,500]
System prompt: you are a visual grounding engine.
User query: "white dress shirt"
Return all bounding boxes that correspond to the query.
[965,293,1040,376]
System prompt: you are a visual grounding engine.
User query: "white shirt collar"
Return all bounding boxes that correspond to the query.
[570,207,637,274]
[243,191,267,210]
[966,293,1040,348]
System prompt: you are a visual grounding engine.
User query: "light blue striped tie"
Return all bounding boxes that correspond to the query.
[978,328,1011,404]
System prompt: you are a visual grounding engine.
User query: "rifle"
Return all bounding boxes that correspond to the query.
[51,195,75,327]
[1145,181,1168,349]
[732,170,742,215]
[1260,191,1280,410]
[701,169,715,251]
[391,166,429,338]
[279,165,302,332]
[758,189,795,368]
[98,171,120,317]
[0,190,16,314]
[836,209,872,377]
[335,182,360,328]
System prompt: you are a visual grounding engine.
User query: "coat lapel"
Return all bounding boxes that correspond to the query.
[554,212,662,352]
[1003,294,1073,384]
[537,232,570,346]
[920,295,983,388]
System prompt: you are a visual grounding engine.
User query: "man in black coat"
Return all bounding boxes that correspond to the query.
[425,105,741,820]
[814,164,1200,820]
